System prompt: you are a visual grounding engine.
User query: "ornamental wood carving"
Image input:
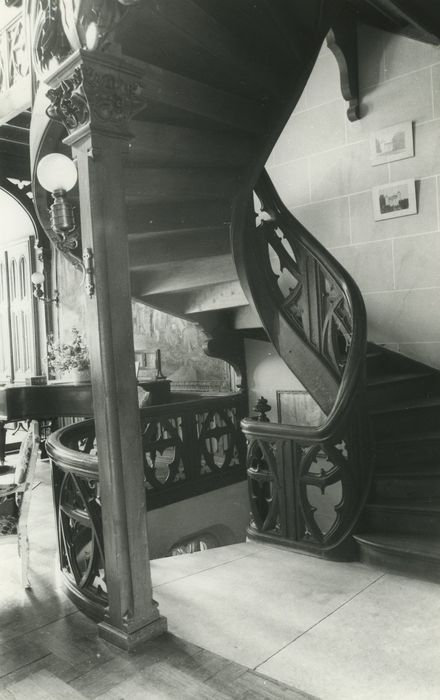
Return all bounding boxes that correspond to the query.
[31,0,138,80]
[236,172,372,558]
[45,58,144,136]
[49,393,247,617]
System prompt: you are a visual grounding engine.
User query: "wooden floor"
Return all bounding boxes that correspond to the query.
[0,459,313,699]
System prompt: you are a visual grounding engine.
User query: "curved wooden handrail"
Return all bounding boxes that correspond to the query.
[47,392,247,617]
[238,169,367,434]
[46,392,243,473]
[234,170,371,557]
[46,419,98,478]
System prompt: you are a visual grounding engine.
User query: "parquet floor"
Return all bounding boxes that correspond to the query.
[0,459,314,699]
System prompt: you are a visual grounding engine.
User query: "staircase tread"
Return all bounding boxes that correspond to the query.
[371,396,440,414]
[355,532,440,559]
[367,371,433,386]
[374,466,440,478]
[378,430,440,445]
[366,498,440,512]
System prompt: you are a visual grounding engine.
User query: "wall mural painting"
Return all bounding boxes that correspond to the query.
[132,301,231,392]
[55,256,230,391]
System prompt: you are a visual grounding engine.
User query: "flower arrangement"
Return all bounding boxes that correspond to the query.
[47,327,90,376]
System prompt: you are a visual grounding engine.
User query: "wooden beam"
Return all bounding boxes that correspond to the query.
[0,123,29,146]
[50,50,167,650]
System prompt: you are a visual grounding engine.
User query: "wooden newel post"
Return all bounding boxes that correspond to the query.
[46,50,167,649]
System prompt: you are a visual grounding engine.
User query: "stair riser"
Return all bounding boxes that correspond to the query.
[367,376,435,406]
[365,508,440,536]
[372,407,440,440]
[356,542,440,582]
[373,477,440,500]
[366,354,396,376]
[376,442,440,469]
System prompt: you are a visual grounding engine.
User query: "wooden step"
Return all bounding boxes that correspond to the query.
[372,471,440,500]
[184,281,248,314]
[367,342,438,379]
[124,167,242,205]
[366,347,387,375]
[354,532,440,582]
[367,371,436,405]
[138,281,248,318]
[363,498,440,536]
[131,255,237,295]
[128,224,230,268]
[370,397,440,440]
[376,432,440,469]
[126,199,232,236]
[118,0,281,100]
[128,121,255,168]
[194,0,308,72]
[137,62,267,133]
[233,304,263,331]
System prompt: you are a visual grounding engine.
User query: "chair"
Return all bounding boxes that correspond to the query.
[0,421,40,589]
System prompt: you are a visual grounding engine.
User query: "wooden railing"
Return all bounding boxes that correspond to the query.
[0,11,29,96]
[46,392,247,618]
[234,172,373,559]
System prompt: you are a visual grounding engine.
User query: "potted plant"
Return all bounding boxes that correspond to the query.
[47,328,91,383]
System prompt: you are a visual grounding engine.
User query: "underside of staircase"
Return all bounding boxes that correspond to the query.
[24,0,440,584]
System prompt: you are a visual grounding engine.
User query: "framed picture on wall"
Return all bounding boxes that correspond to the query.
[277,390,325,427]
[370,121,414,166]
[372,178,417,221]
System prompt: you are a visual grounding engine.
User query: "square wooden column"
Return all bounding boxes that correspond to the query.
[48,50,167,650]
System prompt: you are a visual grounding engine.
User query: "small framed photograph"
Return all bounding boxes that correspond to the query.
[370,121,414,166]
[372,179,417,221]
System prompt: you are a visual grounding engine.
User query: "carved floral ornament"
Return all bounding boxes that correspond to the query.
[33,0,140,80]
[45,63,144,135]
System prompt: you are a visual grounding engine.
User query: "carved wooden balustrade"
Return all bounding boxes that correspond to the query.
[235,172,373,559]
[0,10,29,99]
[46,392,247,618]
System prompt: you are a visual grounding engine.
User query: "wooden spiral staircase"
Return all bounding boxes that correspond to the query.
[27,0,440,585]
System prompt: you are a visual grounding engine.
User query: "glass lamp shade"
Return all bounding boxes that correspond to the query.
[36,153,78,193]
[31,271,45,286]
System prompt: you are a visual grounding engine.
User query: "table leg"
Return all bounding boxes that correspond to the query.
[0,421,5,465]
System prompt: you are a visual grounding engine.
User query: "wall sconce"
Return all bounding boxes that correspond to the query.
[36,153,78,237]
[31,271,59,306]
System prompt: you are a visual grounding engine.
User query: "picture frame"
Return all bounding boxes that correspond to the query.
[276,390,325,427]
[372,178,417,221]
[370,121,414,166]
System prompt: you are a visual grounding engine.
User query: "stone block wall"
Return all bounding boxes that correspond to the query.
[267,24,440,369]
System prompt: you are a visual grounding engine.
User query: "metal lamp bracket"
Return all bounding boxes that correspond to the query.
[83,247,95,298]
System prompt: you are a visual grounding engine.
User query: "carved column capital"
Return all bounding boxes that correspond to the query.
[45,50,146,141]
